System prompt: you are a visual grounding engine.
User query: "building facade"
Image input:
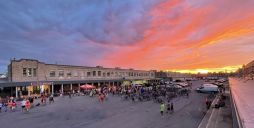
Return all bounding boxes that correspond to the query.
[155,71,193,81]
[242,60,254,79]
[8,59,155,82]
[3,58,157,97]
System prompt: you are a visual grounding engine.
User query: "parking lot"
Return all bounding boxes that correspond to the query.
[0,80,209,128]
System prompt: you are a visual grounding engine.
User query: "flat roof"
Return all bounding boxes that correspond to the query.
[229,78,254,128]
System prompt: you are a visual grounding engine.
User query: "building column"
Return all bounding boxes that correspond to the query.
[51,83,54,95]
[15,86,18,98]
[61,84,64,93]
[28,86,31,97]
[70,83,73,90]
[78,83,81,92]
[113,82,115,86]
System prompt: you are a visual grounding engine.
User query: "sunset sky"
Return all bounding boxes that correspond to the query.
[0,0,254,73]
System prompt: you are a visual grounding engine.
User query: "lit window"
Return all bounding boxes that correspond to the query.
[27,68,32,77]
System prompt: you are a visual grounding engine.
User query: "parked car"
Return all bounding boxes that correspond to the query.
[213,82,223,87]
[196,84,218,93]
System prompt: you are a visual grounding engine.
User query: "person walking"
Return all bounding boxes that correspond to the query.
[29,97,34,108]
[0,101,2,113]
[68,91,72,99]
[171,102,174,113]
[21,98,26,112]
[205,97,211,110]
[3,101,8,112]
[167,102,171,113]
[49,94,54,104]
[160,102,165,117]
[8,100,12,112]
[25,99,31,112]
[11,100,17,112]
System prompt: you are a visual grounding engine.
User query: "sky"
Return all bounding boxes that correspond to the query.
[0,0,254,74]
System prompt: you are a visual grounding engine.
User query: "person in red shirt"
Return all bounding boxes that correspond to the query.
[11,100,16,112]
[25,100,31,112]
[8,100,12,112]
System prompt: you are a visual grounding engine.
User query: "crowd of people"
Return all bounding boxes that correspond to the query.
[0,92,54,113]
[0,82,192,117]
[80,82,192,117]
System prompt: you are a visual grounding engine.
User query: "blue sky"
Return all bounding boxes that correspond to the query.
[0,0,254,73]
[0,0,162,73]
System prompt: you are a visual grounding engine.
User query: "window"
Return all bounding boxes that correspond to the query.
[23,68,27,76]
[59,71,64,77]
[67,72,72,77]
[87,72,91,77]
[27,68,32,77]
[33,68,37,77]
[93,71,96,77]
[50,71,56,77]
[107,72,110,77]
[98,71,101,76]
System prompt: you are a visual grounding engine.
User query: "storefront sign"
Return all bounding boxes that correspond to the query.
[30,82,53,86]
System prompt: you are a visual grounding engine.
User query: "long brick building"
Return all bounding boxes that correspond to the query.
[1,58,157,97]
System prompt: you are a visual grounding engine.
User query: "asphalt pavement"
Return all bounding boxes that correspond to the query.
[0,80,209,128]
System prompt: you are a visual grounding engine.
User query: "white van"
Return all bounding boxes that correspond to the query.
[196,84,218,93]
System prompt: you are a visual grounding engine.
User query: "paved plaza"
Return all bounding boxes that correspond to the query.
[0,81,209,128]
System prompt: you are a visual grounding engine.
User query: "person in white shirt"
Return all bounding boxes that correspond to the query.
[21,99,26,112]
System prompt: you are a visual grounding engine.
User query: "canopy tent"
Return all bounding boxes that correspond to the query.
[80,84,96,90]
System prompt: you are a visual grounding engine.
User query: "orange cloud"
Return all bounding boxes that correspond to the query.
[99,0,254,71]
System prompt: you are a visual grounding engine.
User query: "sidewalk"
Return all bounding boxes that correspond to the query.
[198,82,233,128]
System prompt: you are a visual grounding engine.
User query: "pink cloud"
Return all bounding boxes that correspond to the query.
[98,0,254,70]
